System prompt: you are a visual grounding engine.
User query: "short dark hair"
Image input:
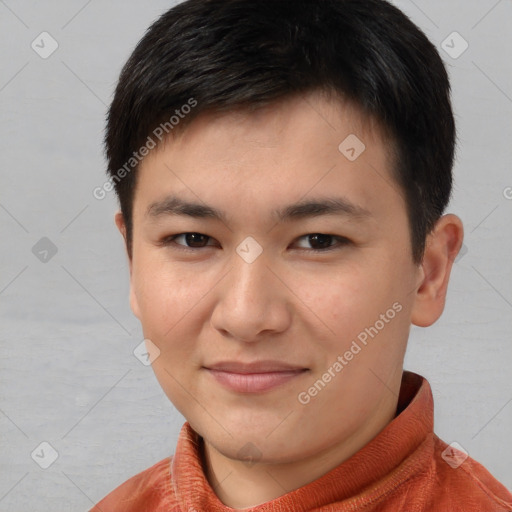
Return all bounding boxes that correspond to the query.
[104,0,455,264]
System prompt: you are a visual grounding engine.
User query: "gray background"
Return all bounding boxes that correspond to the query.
[1,0,511,510]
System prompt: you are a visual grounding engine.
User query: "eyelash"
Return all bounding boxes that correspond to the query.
[159,232,351,253]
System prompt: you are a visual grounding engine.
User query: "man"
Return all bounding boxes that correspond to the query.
[92,1,512,510]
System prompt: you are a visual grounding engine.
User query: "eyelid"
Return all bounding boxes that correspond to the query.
[159,233,219,250]
[293,234,351,251]
[160,232,351,253]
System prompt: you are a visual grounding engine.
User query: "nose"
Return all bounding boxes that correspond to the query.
[210,247,292,343]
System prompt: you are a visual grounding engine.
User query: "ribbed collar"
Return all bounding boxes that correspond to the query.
[171,371,433,511]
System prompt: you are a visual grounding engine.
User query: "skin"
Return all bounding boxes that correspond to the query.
[115,90,464,508]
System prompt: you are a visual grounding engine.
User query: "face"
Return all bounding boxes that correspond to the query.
[119,92,424,466]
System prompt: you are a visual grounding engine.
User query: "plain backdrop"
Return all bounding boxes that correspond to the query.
[1,1,511,510]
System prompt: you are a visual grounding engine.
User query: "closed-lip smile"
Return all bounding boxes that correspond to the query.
[203,361,309,393]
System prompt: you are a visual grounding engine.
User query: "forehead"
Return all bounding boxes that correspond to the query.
[157,92,390,161]
[134,92,404,226]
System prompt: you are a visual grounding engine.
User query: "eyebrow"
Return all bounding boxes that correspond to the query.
[145,195,373,224]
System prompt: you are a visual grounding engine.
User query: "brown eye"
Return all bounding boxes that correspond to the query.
[294,234,350,252]
[161,232,216,249]
[160,232,350,253]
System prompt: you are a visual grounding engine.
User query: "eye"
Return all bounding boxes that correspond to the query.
[292,233,351,252]
[160,232,217,251]
[160,232,350,253]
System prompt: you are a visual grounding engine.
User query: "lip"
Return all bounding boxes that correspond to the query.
[203,361,309,393]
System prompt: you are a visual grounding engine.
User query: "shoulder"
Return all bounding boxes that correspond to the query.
[90,456,176,512]
[428,436,512,511]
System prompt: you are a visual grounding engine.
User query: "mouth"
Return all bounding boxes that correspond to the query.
[203,361,309,393]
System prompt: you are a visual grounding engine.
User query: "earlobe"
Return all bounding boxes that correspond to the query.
[411,214,464,327]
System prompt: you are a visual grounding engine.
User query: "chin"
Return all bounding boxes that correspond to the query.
[214,435,306,465]
[194,416,313,463]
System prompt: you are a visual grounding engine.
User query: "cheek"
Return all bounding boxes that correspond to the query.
[300,262,385,333]
[133,269,174,331]
[306,258,409,357]
[132,252,192,325]
[131,254,215,361]
[131,257,206,406]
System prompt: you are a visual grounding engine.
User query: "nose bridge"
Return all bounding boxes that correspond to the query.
[211,241,289,341]
[229,242,272,307]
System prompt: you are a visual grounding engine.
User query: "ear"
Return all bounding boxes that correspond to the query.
[411,214,464,327]
[114,211,141,319]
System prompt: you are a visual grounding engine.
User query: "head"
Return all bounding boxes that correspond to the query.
[105,0,463,484]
